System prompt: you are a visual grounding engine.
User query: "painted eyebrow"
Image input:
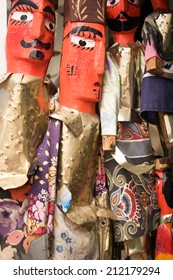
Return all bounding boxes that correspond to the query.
[43,6,55,19]
[64,26,103,39]
[11,0,38,11]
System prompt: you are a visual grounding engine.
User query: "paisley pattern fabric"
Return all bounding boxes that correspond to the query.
[104,122,160,242]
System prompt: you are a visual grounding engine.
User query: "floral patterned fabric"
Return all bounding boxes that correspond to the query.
[104,122,160,242]
[0,117,61,259]
[0,183,31,259]
[27,118,61,236]
[51,206,99,260]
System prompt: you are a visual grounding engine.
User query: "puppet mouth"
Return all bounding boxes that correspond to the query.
[93,82,102,100]
[117,12,130,21]
[119,15,128,21]
[107,12,140,32]
[34,44,43,50]
[94,82,102,87]
[117,12,130,20]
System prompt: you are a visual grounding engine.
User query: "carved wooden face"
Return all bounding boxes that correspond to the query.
[6,0,56,77]
[106,0,141,32]
[60,21,105,111]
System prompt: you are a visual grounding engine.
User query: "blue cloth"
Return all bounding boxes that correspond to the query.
[140,74,173,124]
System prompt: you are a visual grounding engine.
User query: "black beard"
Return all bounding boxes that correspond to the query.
[107,12,140,32]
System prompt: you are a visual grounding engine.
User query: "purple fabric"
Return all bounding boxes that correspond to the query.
[0,199,24,238]
[27,118,61,235]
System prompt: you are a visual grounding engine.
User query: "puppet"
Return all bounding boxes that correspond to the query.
[45,0,115,260]
[142,0,170,74]
[140,0,173,149]
[100,0,160,260]
[139,0,173,260]
[25,0,112,260]
[0,0,57,189]
[0,0,58,260]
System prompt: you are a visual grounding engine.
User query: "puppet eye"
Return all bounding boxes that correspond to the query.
[11,11,33,22]
[45,18,55,32]
[107,0,120,6]
[128,0,139,4]
[71,36,95,49]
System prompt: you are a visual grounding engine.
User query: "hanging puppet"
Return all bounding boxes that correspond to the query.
[142,0,169,74]
[43,0,115,260]
[0,0,57,189]
[100,0,160,260]
[0,0,58,260]
[140,0,173,260]
[140,0,173,149]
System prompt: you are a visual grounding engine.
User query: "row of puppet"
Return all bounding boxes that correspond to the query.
[0,0,173,260]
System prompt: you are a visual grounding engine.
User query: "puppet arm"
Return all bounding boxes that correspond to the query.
[100,52,120,151]
[142,12,163,74]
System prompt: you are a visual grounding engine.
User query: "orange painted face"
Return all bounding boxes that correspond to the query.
[106,0,141,32]
[59,21,105,112]
[6,0,56,77]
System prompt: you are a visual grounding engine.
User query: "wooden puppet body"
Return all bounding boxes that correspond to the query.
[50,0,115,260]
[100,39,159,243]
[0,0,57,260]
[54,19,105,208]
[0,0,57,189]
[56,15,106,210]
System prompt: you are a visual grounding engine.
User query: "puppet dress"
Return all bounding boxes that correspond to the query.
[50,106,114,260]
[0,73,48,259]
[100,43,160,242]
[141,64,173,125]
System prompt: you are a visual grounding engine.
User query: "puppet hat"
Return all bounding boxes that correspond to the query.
[64,0,106,25]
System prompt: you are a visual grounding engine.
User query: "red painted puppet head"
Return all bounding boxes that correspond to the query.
[6,0,57,77]
[59,0,106,114]
[106,0,144,43]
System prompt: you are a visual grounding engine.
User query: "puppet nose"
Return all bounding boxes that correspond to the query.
[95,43,105,75]
[30,12,45,40]
[120,0,127,11]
